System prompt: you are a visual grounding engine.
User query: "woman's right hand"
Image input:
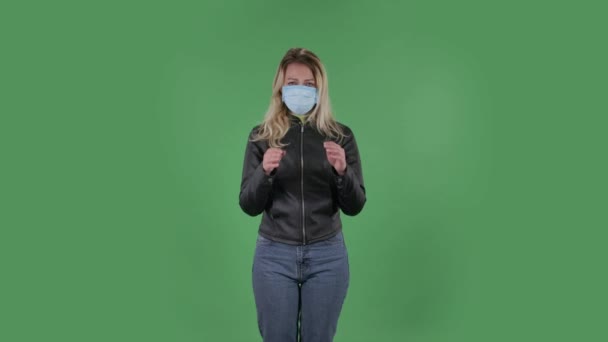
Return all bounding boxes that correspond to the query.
[263,148,286,176]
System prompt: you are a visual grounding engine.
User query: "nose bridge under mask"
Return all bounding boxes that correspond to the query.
[281,85,318,115]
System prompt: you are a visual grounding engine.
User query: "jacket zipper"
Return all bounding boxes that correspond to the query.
[300,123,306,245]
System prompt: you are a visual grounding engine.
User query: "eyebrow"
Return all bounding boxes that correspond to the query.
[287,77,315,82]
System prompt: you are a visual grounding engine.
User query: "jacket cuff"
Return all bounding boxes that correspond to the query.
[254,163,275,187]
[332,165,350,189]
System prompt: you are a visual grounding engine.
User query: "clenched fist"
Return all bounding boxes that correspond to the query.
[263,148,286,176]
[324,141,346,176]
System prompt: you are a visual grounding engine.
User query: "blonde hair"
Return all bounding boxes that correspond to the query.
[251,47,346,148]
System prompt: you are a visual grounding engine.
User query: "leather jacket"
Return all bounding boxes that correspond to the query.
[239,114,366,245]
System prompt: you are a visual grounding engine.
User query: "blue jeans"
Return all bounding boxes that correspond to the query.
[252,231,350,342]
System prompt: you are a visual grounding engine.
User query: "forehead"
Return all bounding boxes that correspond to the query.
[285,63,314,79]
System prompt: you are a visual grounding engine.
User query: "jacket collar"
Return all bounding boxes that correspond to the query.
[287,113,310,126]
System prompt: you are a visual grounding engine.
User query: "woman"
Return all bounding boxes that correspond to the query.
[239,47,367,342]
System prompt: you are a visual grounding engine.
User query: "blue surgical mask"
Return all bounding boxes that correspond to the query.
[281,85,318,115]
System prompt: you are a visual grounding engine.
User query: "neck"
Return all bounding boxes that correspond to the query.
[290,113,309,122]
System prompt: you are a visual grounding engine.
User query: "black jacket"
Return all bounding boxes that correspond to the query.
[239,114,366,245]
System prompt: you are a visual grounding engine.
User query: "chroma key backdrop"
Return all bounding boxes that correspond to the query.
[1,0,606,341]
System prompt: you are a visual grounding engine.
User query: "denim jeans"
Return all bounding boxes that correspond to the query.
[252,231,350,342]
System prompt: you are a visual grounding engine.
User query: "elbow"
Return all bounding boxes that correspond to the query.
[239,195,262,217]
[341,196,367,216]
[240,203,261,217]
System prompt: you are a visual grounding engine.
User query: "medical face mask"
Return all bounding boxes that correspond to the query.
[281,85,318,115]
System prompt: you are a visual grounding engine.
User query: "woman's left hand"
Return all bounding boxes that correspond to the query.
[323,141,346,176]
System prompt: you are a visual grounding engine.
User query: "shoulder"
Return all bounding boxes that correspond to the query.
[247,124,262,138]
[333,120,350,131]
[246,124,271,151]
[333,120,356,138]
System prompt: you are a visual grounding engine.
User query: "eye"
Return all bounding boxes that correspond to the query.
[305,82,315,87]
[287,81,296,85]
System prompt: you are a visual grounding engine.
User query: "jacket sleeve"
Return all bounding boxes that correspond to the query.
[332,128,367,216]
[239,127,274,216]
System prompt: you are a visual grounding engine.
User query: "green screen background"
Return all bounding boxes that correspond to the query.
[2,0,606,341]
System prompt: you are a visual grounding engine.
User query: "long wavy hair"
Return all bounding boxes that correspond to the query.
[251,47,346,148]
